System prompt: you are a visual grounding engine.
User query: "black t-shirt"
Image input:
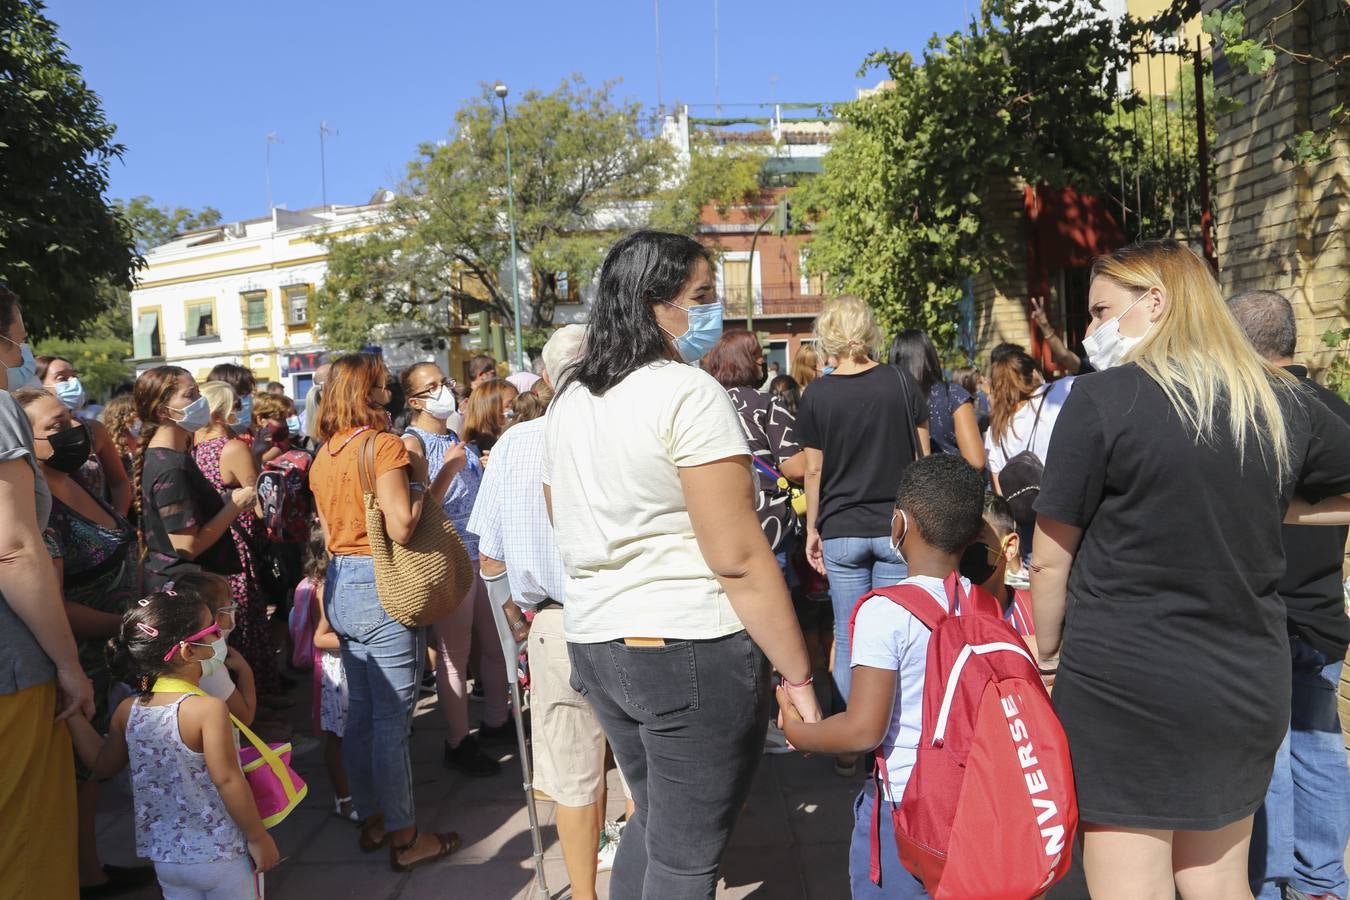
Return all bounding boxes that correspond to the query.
[1279,366,1350,657]
[1036,364,1350,683]
[140,447,241,588]
[795,364,928,540]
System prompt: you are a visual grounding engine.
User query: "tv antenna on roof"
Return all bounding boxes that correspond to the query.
[265,132,283,211]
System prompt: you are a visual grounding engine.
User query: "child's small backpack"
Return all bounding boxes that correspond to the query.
[257,449,313,544]
[849,571,1077,900]
[287,579,317,672]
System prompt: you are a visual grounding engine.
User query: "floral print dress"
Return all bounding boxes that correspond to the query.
[192,435,279,695]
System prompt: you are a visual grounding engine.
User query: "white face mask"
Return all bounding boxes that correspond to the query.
[889,509,909,564]
[1082,289,1154,371]
[419,385,458,421]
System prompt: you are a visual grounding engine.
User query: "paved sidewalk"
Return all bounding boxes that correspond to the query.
[95,675,1093,899]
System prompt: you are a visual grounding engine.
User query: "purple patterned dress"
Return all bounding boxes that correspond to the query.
[192,435,278,695]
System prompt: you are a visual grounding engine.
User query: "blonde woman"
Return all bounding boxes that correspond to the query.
[797,296,929,768]
[190,381,278,699]
[791,342,824,391]
[1032,240,1350,899]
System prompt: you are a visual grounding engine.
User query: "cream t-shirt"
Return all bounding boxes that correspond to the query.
[544,361,752,642]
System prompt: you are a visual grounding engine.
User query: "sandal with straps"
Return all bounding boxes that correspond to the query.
[389,829,462,873]
[358,816,388,853]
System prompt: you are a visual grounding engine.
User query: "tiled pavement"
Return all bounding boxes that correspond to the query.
[95,676,1093,899]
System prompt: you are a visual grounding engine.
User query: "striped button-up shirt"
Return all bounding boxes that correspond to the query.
[466,417,565,611]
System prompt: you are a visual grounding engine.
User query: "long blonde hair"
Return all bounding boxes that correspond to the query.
[1092,240,1297,482]
[814,296,882,364]
[792,343,821,389]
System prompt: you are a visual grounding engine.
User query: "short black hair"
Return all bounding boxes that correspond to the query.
[1227,289,1297,360]
[982,491,1015,539]
[990,342,1026,366]
[894,455,986,554]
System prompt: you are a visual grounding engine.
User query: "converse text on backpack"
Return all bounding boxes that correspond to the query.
[1001,693,1066,864]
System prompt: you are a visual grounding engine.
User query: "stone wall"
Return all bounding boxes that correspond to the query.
[1205,0,1350,376]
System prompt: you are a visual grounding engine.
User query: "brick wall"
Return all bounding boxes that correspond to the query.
[1204,0,1350,746]
[1205,0,1350,377]
[972,176,1034,359]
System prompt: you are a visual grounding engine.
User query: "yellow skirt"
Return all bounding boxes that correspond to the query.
[0,681,77,900]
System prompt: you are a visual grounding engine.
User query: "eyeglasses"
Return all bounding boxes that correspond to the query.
[164,623,223,661]
[411,378,456,399]
[214,605,238,626]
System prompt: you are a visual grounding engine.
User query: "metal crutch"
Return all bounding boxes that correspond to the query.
[482,569,550,899]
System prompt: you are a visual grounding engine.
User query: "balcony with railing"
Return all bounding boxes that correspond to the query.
[721,284,826,318]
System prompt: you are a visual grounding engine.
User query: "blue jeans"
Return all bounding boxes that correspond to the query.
[324,555,426,831]
[823,536,908,705]
[569,631,771,899]
[1251,636,1350,900]
[850,786,929,899]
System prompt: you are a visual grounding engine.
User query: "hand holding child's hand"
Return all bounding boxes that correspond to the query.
[249,833,280,873]
[775,685,803,729]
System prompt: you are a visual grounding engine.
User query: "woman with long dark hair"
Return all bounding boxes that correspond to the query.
[888,329,985,470]
[37,355,132,516]
[132,366,250,590]
[545,230,820,898]
[308,352,461,871]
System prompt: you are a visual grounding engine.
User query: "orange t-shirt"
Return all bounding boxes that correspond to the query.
[310,428,410,556]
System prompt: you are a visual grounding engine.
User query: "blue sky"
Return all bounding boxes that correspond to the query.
[46,0,972,223]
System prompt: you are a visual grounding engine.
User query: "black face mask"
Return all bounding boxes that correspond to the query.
[959,542,998,586]
[759,360,769,383]
[45,423,91,474]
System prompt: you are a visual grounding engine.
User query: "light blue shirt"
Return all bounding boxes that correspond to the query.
[405,425,482,559]
[466,418,566,612]
[850,575,972,802]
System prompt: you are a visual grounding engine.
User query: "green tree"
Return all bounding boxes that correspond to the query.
[0,0,138,339]
[35,197,221,397]
[648,137,768,234]
[117,195,222,254]
[799,0,1134,347]
[313,78,675,350]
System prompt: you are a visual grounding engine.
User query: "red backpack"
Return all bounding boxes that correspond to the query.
[256,449,314,543]
[849,572,1077,900]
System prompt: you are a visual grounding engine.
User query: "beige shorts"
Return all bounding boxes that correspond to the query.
[529,607,629,807]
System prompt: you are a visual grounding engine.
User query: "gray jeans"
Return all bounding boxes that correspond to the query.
[568,630,771,900]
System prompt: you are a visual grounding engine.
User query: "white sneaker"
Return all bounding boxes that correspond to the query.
[763,723,793,755]
[596,820,624,872]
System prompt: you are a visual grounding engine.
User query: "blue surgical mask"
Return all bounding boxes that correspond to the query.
[822,366,835,376]
[54,377,86,411]
[168,395,212,433]
[2,337,37,392]
[285,414,301,434]
[661,301,723,363]
[231,395,253,435]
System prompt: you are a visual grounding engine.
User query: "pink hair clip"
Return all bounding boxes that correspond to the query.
[135,622,160,638]
[137,598,151,607]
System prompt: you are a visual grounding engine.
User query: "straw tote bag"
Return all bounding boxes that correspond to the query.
[355,431,472,626]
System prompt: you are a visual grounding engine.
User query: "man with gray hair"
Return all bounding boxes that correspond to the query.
[1229,288,1350,900]
[467,325,633,898]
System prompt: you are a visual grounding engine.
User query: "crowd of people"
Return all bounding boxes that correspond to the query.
[1,231,1349,900]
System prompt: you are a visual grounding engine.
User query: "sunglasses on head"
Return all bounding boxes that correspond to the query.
[163,623,223,662]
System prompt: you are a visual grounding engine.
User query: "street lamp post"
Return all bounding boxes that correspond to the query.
[494,82,526,373]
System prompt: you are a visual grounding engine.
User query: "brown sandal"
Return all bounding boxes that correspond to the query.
[389,829,462,873]
[358,816,388,853]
